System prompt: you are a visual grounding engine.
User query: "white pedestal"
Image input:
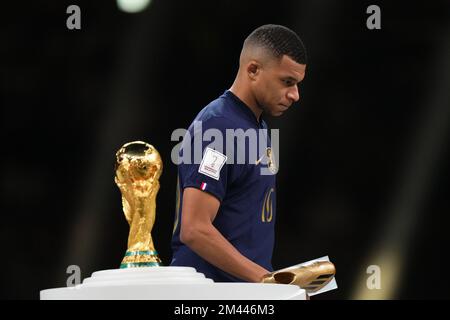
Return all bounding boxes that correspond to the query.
[40,267,306,300]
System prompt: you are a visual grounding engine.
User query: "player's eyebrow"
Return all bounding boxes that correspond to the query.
[282,76,301,83]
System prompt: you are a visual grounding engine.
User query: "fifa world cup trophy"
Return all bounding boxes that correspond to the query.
[115,141,163,268]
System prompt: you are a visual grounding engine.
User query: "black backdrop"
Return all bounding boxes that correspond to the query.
[2,0,449,299]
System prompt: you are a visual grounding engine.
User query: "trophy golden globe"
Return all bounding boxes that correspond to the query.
[115,141,163,268]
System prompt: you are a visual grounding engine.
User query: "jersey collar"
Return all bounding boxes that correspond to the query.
[224,90,264,127]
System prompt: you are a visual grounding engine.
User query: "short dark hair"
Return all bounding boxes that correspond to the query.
[244,24,307,64]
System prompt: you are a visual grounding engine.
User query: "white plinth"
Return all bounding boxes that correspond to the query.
[40,267,306,300]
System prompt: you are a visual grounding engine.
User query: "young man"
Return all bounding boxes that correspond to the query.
[170,24,307,283]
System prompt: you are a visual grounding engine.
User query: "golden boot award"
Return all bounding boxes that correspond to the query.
[261,259,337,295]
[115,141,163,268]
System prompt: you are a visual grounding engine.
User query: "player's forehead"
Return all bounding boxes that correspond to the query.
[273,55,306,81]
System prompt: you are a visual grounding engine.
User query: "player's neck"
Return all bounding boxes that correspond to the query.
[229,81,263,122]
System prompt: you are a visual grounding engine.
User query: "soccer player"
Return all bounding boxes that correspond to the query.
[171,24,307,282]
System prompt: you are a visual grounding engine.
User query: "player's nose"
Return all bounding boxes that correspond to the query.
[287,86,300,103]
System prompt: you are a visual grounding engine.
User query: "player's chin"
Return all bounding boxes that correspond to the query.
[272,111,285,117]
[271,107,288,117]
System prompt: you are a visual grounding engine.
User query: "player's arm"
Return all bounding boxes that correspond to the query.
[180,187,269,282]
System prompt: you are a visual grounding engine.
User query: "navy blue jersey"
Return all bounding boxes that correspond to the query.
[170,90,277,282]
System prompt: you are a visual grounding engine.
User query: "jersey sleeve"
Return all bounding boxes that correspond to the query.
[178,116,238,202]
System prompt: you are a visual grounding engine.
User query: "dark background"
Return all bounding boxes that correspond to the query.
[2,0,449,299]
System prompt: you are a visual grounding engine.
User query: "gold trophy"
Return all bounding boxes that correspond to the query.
[261,261,336,294]
[115,141,163,268]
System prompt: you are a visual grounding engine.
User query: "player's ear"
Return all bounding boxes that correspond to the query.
[247,61,261,80]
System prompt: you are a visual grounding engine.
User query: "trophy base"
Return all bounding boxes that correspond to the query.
[40,267,306,300]
[120,250,162,268]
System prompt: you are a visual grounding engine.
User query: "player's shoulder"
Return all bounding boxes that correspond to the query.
[193,93,238,129]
